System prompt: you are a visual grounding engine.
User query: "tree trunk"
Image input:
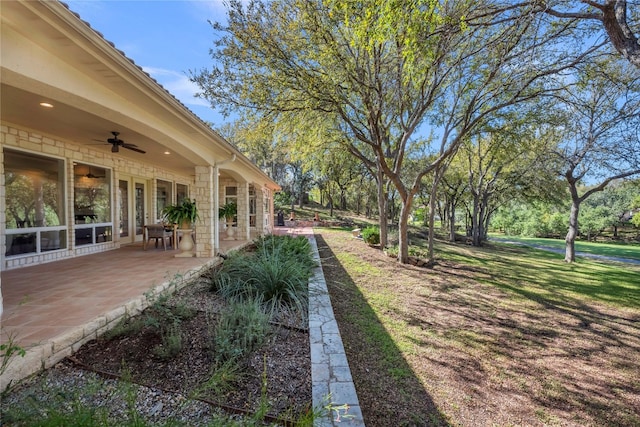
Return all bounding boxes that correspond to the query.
[565,200,579,262]
[376,168,388,248]
[397,201,412,264]
[471,193,481,246]
[449,204,457,243]
[427,168,443,264]
[478,193,491,243]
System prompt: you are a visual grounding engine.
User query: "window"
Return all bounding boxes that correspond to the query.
[156,179,172,220]
[4,149,67,256]
[73,163,112,246]
[249,185,256,227]
[176,183,189,204]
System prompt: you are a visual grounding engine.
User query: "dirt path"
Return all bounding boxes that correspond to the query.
[490,236,640,265]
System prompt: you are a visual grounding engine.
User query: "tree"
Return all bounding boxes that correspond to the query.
[537,0,640,68]
[631,194,640,228]
[192,0,604,264]
[582,179,639,237]
[216,114,289,183]
[546,58,640,262]
[460,113,566,246]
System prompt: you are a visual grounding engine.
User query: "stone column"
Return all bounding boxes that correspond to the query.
[0,146,4,315]
[237,182,250,241]
[255,187,265,236]
[194,165,215,258]
[213,165,220,253]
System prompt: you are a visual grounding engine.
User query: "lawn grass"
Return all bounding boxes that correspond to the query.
[319,227,640,426]
[490,233,640,261]
[433,239,640,310]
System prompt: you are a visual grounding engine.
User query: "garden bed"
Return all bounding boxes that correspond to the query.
[2,235,315,426]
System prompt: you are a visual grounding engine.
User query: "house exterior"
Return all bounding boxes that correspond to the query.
[0,1,280,312]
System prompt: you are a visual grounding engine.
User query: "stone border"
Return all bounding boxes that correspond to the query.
[0,259,222,391]
[308,236,365,426]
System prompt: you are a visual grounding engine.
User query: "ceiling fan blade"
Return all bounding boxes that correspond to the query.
[123,145,146,154]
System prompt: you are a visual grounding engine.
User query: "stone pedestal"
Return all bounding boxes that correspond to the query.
[175,229,195,257]
[223,222,236,240]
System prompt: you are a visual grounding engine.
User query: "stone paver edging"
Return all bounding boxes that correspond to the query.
[308,236,365,426]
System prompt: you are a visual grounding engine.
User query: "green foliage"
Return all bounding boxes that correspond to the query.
[0,330,26,376]
[255,234,316,271]
[218,202,237,220]
[361,226,380,245]
[492,202,568,238]
[152,323,183,360]
[211,235,313,322]
[212,299,271,364]
[103,291,195,361]
[102,316,146,340]
[161,198,199,227]
[0,330,26,395]
[274,191,294,209]
[193,359,245,399]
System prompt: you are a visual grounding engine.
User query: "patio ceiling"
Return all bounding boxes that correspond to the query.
[1,84,201,175]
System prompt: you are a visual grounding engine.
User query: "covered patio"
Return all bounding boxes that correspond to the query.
[0,237,252,388]
[0,226,311,388]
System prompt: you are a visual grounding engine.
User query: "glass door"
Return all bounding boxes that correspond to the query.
[118,177,147,244]
[119,179,129,239]
[134,180,147,242]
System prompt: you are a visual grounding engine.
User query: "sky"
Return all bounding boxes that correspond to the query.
[64,0,231,126]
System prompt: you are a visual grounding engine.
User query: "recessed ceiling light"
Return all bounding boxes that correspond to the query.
[39,102,54,108]
[164,151,171,155]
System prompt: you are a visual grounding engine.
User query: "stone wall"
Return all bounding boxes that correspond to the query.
[1,124,193,270]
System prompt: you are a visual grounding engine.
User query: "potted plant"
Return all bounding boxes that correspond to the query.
[219,202,237,225]
[219,202,237,240]
[162,199,199,229]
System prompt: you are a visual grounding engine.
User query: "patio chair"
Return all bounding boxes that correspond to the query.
[144,224,174,250]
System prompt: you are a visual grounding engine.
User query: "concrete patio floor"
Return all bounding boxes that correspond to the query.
[0,236,253,387]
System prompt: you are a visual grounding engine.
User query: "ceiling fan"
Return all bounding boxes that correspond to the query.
[105,131,146,154]
[85,166,104,179]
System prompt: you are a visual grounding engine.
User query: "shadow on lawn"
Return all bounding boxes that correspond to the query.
[418,244,640,426]
[315,234,450,427]
[317,231,640,426]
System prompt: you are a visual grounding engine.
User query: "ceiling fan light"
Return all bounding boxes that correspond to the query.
[111,144,118,153]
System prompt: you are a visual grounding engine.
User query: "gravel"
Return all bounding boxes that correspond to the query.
[1,361,240,425]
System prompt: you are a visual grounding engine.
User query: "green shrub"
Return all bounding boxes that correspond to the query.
[255,234,316,270]
[213,299,271,363]
[211,235,312,322]
[142,292,196,336]
[194,359,244,399]
[361,226,380,245]
[153,324,183,360]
